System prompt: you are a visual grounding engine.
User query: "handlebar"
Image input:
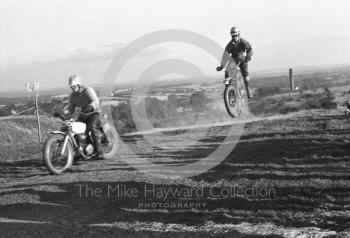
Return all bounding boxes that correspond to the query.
[53,111,71,121]
[79,111,99,117]
[53,110,100,121]
[216,58,245,72]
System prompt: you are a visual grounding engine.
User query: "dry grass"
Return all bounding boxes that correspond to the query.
[0,116,59,161]
[250,92,338,116]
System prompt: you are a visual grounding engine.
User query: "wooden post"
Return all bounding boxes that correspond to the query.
[35,85,42,142]
[289,68,294,92]
[23,82,42,143]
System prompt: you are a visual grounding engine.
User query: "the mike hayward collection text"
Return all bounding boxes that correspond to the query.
[76,183,276,200]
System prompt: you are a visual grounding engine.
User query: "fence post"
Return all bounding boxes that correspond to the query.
[289,68,294,98]
[289,68,294,91]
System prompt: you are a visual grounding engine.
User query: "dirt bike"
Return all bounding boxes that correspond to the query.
[43,111,119,175]
[217,59,246,118]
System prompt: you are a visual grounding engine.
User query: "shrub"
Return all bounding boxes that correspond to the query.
[301,93,314,99]
[256,86,281,97]
[320,97,337,109]
[189,91,210,112]
[279,105,299,114]
[111,103,135,133]
[145,97,170,120]
[303,100,319,109]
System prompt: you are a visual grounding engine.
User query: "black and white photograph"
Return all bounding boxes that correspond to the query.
[1,0,350,237]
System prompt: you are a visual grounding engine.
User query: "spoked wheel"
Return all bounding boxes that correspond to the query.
[43,134,74,175]
[224,84,242,118]
[101,123,119,159]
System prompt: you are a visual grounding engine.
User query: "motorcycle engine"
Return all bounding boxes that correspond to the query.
[77,133,95,156]
[85,144,94,155]
[77,134,87,148]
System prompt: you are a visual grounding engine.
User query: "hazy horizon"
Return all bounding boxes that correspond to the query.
[1,0,350,93]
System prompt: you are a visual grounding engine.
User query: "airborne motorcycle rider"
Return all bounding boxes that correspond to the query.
[216,26,253,98]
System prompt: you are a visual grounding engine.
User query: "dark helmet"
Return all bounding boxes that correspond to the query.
[230,26,240,36]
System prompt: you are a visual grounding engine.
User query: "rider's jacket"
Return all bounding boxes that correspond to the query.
[221,38,253,67]
[67,85,100,114]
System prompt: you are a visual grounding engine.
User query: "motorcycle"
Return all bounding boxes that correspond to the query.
[43,110,119,174]
[217,59,246,118]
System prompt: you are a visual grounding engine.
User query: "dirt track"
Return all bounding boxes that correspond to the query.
[1,111,350,237]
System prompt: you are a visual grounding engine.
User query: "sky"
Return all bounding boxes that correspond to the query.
[0,0,350,92]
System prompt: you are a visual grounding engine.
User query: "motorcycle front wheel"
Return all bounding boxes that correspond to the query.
[224,84,242,118]
[43,134,74,175]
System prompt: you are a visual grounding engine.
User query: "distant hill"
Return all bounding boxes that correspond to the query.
[1,64,350,98]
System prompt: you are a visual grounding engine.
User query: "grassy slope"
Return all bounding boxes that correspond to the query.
[0,116,59,161]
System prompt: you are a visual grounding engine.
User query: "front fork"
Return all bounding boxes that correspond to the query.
[225,68,245,98]
[59,133,77,156]
[60,135,70,156]
[224,78,244,98]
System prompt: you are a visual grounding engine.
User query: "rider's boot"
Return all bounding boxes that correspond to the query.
[94,138,105,160]
[244,76,252,98]
[223,70,230,85]
[91,128,105,160]
[96,150,105,160]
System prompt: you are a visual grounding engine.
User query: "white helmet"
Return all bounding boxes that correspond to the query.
[68,75,82,86]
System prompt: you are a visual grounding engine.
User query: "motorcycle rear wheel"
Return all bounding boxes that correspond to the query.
[101,123,119,159]
[43,134,74,175]
[224,84,242,118]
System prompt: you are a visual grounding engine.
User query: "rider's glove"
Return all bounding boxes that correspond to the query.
[216,65,224,71]
[245,56,251,63]
[53,111,69,120]
[53,111,63,118]
[82,105,94,113]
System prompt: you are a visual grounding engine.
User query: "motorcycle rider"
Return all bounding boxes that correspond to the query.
[216,26,253,98]
[57,75,105,160]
